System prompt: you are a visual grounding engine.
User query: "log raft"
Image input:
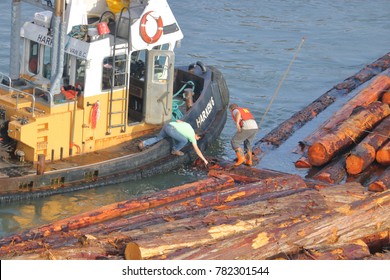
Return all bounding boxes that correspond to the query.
[0,165,387,260]
[290,64,390,188]
[254,52,390,153]
[307,101,390,167]
[301,75,390,151]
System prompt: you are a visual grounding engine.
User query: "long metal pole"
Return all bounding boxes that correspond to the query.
[9,0,21,81]
[258,37,305,127]
[50,0,65,96]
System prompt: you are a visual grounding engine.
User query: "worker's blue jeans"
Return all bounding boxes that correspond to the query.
[142,123,188,152]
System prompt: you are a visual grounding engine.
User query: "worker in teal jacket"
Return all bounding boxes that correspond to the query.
[138,120,209,166]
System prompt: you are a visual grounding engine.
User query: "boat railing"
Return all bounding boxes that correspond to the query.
[0,72,37,117]
[0,72,11,88]
[33,86,53,107]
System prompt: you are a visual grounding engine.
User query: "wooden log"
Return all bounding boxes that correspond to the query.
[311,155,347,184]
[99,174,308,236]
[345,145,376,175]
[295,157,312,168]
[123,183,368,260]
[382,90,390,104]
[0,234,130,260]
[346,162,386,187]
[255,92,336,150]
[360,230,390,253]
[376,140,390,166]
[0,184,313,259]
[307,227,390,260]
[318,182,367,207]
[0,181,373,260]
[208,169,265,183]
[168,190,390,260]
[365,251,390,260]
[208,166,289,181]
[302,75,390,150]
[308,101,390,166]
[0,175,235,247]
[295,240,371,260]
[346,116,390,174]
[368,167,390,192]
[0,174,307,257]
[113,188,326,260]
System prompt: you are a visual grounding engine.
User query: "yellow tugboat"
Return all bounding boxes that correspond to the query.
[0,0,229,202]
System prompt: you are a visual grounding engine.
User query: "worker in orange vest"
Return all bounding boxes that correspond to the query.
[229,103,259,166]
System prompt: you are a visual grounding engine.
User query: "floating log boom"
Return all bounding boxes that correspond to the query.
[308,101,390,167]
[302,75,390,149]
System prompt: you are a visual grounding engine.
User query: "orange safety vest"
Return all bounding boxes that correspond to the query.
[231,107,254,127]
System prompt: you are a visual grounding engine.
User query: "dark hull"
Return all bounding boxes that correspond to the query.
[0,66,229,203]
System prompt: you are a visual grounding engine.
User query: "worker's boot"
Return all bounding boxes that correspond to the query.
[245,151,253,166]
[234,148,245,166]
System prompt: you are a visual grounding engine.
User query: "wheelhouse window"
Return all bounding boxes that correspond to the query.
[102,54,127,90]
[62,53,70,85]
[61,54,85,91]
[157,43,170,51]
[130,51,145,80]
[75,58,86,90]
[153,54,169,82]
[28,41,39,74]
[152,44,170,81]
[43,45,51,79]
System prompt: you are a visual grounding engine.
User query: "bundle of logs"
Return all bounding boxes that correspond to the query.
[295,74,390,192]
[254,52,390,152]
[0,164,388,260]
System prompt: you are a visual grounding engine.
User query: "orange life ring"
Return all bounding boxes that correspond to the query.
[140,11,163,44]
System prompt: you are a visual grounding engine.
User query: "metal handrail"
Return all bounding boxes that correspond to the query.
[0,72,11,87]
[33,86,53,106]
[0,72,37,117]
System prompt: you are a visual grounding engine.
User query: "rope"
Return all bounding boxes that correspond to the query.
[258,37,305,127]
[172,81,195,120]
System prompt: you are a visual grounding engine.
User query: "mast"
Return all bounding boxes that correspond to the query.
[9,0,21,81]
[50,0,66,96]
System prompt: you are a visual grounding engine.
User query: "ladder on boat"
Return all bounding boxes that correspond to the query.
[107,7,132,135]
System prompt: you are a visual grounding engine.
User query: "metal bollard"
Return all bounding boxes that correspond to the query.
[37,154,45,175]
[184,88,194,111]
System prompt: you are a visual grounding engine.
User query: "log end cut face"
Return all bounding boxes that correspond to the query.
[308,143,331,166]
[124,242,142,260]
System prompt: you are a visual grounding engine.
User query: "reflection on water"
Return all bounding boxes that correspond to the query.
[0,167,209,236]
[1,0,390,237]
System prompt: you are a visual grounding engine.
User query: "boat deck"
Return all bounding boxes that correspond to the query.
[0,132,153,177]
